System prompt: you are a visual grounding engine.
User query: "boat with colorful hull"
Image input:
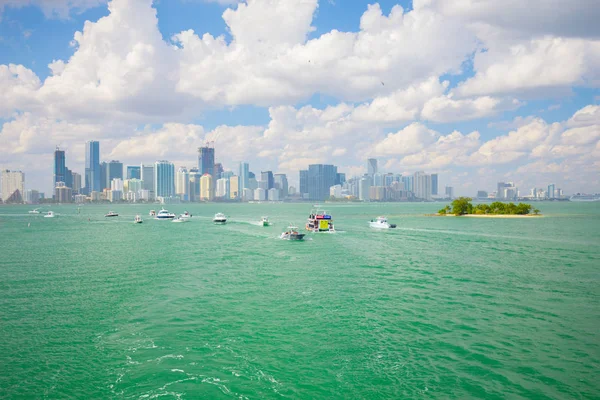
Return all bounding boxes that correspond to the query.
[306,210,335,232]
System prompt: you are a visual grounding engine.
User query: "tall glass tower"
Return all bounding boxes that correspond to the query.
[54,147,66,188]
[239,162,249,194]
[154,161,175,198]
[198,146,215,178]
[85,140,100,194]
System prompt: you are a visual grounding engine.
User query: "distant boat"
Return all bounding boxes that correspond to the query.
[134,215,143,224]
[172,215,189,223]
[105,211,119,217]
[44,211,55,218]
[28,208,40,214]
[570,194,600,202]
[280,225,305,241]
[261,216,270,226]
[369,216,397,229]
[213,213,227,224]
[155,208,176,219]
[180,211,192,219]
[149,210,156,216]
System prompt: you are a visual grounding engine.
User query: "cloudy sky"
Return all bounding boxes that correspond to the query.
[0,0,599,195]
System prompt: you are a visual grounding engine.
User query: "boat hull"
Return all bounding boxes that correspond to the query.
[213,219,227,224]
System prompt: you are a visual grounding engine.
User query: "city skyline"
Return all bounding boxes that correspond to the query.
[0,0,598,196]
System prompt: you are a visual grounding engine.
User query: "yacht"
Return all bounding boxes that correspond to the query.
[570,194,600,202]
[29,208,41,214]
[155,208,176,219]
[180,211,192,219]
[280,225,305,241]
[213,213,227,224]
[134,215,143,224]
[369,216,397,229]
[44,211,55,218]
[261,216,270,226]
[105,211,119,217]
[149,210,156,217]
[172,215,189,223]
[306,209,335,232]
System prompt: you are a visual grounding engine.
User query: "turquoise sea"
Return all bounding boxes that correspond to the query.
[1,202,599,399]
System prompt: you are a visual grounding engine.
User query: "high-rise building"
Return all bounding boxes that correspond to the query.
[214,163,224,180]
[243,188,253,201]
[25,189,40,204]
[54,181,72,203]
[200,174,213,201]
[307,164,338,201]
[299,170,308,196]
[127,166,141,180]
[124,178,143,194]
[336,173,346,185]
[367,158,378,177]
[1,170,25,203]
[54,147,66,189]
[176,167,189,201]
[85,140,100,194]
[198,145,215,178]
[274,173,288,198]
[431,174,438,196]
[359,176,370,201]
[239,162,249,193]
[100,162,108,190]
[373,173,384,187]
[254,188,266,201]
[330,184,342,198]
[215,178,229,198]
[268,188,280,201]
[229,176,240,199]
[413,171,432,200]
[188,168,201,202]
[72,172,82,194]
[547,184,556,199]
[65,168,73,190]
[402,176,414,192]
[154,161,175,198]
[477,190,488,199]
[140,164,155,199]
[384,173,394,187]
[106,161,123,189]
[496,182,515,200]
[261,171,274,190]
[445,186,454,199]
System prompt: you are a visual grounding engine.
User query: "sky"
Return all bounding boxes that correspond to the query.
[0,0,599,196]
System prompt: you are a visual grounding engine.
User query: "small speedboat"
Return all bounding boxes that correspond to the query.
[44,211,55,218]
[134,215,143,224]
[181,211,192,219]
[369,216,396,229]
[261,216,270,226]
[149,210,156,217]
[213,213,227,224]
[29,208,40,214]
[155,208,176,219]
[280,225,305,240]
[105,211,119,217]
[172,215,189,223]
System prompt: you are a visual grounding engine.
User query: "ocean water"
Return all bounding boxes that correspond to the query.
[0,202,598,399]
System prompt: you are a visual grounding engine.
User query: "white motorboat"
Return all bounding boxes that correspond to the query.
[44,211,55,218]
[149,210,156,216]
[180,211,192,219]
[155,208,176,219]
[105,211,119,217]
[172,215,189,223]
[369,216,396,229]
[261,216,270,226]
[280,225,305,240]
[306,209,335,232]
[29,208,40,214]
[134,215,143,224]
[213,213,227,224]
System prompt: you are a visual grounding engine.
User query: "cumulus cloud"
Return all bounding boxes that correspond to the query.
[0,0,106,19]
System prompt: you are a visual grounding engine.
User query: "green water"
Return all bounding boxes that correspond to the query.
[1,202,599,399]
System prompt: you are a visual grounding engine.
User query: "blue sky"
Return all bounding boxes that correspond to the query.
[0,0,598,194]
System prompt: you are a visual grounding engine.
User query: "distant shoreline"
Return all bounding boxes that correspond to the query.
[428,214,544,218]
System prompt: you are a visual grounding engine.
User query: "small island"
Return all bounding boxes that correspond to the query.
[437,197,541,217]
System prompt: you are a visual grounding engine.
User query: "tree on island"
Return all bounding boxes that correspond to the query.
[439,198,535,215]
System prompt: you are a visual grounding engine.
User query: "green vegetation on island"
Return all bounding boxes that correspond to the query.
[438,197,541,216]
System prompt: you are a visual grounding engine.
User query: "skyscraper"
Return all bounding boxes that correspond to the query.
[274,173,288,198]
[140,164,155,199]
[215,178,229,198]
[100,162,108,190]
[72,172,82,194]
[54,146,66,188]
[261,171,274,190]
[1,170,25,203]
[431,173,438,196]
[154,161,175,198]
[106,161,123,189]
[359,176,370,201]
[54,181,72,203]
[547,184,556,199]
[188,168,201,202]
[176,167,189,201]
[299,170,308,197]
[85,140,100,194]
[308,164,338,201]
[214,163,224,180]
[413,171,432,200]
[127,166,141,180]
[239,162,249,193]
[198,145,215,178]
[445,186,454,199]
[200,174,213,201]
[367,158,378,177]
[229,176,240,199]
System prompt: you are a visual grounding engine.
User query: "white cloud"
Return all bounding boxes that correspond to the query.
[0,0,106,19]
[421,95,521,122]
